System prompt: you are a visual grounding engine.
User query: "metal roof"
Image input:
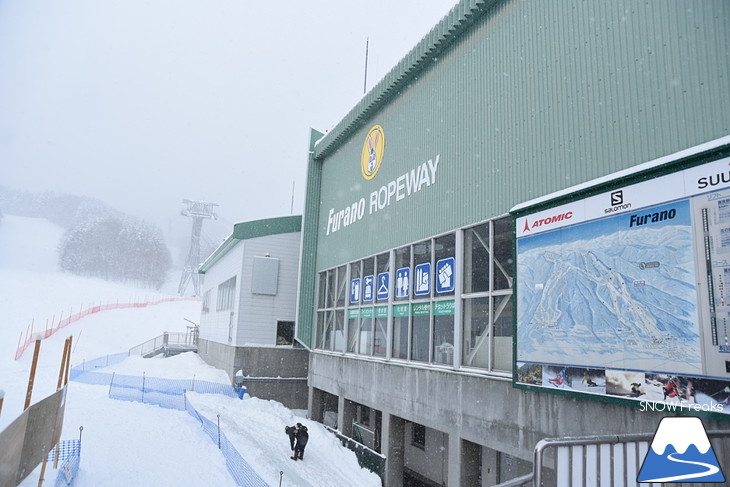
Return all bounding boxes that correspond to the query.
[198,215,302,273]
[312,0,497,159]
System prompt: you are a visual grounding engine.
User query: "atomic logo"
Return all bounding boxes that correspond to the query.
[361,125,385,180]
[637,417,725,483]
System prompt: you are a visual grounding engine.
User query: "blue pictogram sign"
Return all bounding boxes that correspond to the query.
[395,267,410,298]
[414,263,431,296]
[363,275,374,302]
[435,257,455,293]
[377,272,389,300]
[350,278,361,304]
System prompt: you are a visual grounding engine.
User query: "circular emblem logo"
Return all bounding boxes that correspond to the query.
[361,125,385,180]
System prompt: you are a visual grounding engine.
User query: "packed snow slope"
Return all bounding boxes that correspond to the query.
[0,214,380,487]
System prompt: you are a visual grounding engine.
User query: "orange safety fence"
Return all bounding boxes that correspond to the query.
[14,296,200,360]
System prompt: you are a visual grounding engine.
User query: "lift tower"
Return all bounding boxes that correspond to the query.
[178,199,217,296]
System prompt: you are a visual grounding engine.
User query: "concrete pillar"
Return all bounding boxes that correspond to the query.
[382,413,405,487]
[340,398,357,436]
[447,432,461,486]
[309,386,325,422]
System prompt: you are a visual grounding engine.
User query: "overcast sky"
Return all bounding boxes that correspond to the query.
[0,0,458,242]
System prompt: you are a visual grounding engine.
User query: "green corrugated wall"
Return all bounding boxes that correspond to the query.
[296,0,730,347]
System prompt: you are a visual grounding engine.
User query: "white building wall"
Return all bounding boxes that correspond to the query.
[198,241,244,344]
[236,232,300,345]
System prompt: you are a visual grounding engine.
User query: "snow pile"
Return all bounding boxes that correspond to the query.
[0,214,380,486]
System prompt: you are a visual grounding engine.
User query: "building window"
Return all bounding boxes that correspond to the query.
[413,239,431,298]
[394,246,411,301]
[434,233,455,296]
[362,257,375,303]
[347,309,361,353]
[463,297,490,368]
[375,252,390,302]
[462,216,514,371]
[433,306,454,365]
[349,261,361,305]
[326,268,336,308]
[318,273,328,309]
[373,306,387,357]
[492,295,513,371]
[277,321,294,346]
[492,217,514,291]
[410,303,430,362]
[412,423,426,450]
[333,309,345,352]
[316,311,330,350]
[464,222,490,294]
[336,265,347,308]
[312,217,512,376]
[216,277,236,311]
[349,308,372,355]
[392,304,409,359]
[316,267,347,352]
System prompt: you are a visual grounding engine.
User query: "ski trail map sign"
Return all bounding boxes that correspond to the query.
[513,145,730,418]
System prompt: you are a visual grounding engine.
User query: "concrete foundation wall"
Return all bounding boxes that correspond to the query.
[198,339,309,409]
[197,338,237,378]
[241,379,308,410]
[233,346,309,378]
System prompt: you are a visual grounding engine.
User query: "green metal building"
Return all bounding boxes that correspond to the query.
[296,1,730,485]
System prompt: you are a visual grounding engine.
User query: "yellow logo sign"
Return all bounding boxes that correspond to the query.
[361,125,385,180]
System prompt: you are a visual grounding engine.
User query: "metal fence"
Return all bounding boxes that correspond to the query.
[499,429,730,487]
[14,296,200,360]
[184,398,269,487]
[47,439,82,487]
[109,378,266,486]
[326,424,386,485]
[69,354,266,486]
[108,373,239,408]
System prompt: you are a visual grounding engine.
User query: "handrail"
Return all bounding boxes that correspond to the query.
[128,330,198,357]
[532,430,730,486]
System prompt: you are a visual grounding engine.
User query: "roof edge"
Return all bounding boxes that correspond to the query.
[198,215,302,273]
[232,214,302,240]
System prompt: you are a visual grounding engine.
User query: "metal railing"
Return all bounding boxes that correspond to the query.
[493,429,730,487]
[352,421,376,450]
[324,424,385,484]
[128,330,198,357]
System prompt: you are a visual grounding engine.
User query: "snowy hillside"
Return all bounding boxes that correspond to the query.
[0,215,380,487]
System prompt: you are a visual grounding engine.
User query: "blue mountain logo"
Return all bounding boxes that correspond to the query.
[637,417,725,483]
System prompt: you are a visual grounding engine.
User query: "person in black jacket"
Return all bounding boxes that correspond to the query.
[285,425,297,451]
[290,423,309,461]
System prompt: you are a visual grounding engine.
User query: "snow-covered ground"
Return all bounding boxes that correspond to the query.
[0,214,381,487]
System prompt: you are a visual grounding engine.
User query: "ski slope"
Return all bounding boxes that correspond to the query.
[0,214,380,487]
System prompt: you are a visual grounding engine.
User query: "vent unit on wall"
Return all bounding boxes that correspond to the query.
[252,256,279,295]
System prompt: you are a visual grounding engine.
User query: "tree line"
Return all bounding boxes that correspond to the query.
[0,186,171,289]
